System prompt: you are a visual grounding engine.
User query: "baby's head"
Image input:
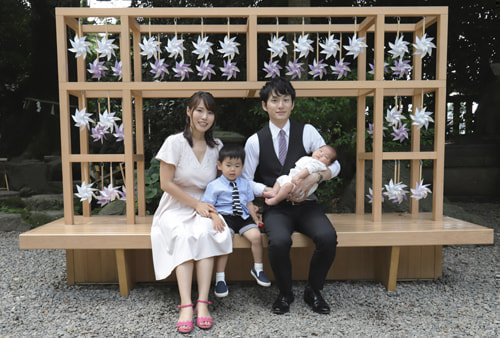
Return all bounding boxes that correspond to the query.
[217,144,245,181]
[312,145,337,166]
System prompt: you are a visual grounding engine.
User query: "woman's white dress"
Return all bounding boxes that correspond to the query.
[150,133,233,280]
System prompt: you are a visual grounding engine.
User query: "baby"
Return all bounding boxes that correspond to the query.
[262,144,337,206]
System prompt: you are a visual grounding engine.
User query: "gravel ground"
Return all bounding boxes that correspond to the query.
[1,201,498,337]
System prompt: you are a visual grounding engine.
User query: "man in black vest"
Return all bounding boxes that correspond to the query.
[242,77,341,314]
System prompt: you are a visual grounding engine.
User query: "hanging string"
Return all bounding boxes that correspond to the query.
[120,162,125,182]
[78,18,82,37]
[421,88,424,108]
[227,17,231,62]
[110,162,113,187]
[293,33,296,60]
[354,16,357,34]
[107,92,111,114]
[397,160,401,182]
[396,17,400,40]
[201,17,204,39]
[174,17,178,37]
[328,17,331,39]
[422,16,426,35]
[316,32,319,61]
[394,160,397,182]
[157,33,161,59]
[339,32,343,59]
[419,160,423,181]
[148,18,151,39]
[302,17,305,36]
[276,17,279,37]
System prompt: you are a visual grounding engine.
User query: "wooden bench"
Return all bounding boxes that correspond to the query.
[19,213,493,296]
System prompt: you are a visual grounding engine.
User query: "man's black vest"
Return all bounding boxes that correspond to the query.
[256,121,307,188]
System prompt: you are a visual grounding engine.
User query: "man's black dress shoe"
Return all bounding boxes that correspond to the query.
[303,285,330,314]
[272,293,294,314]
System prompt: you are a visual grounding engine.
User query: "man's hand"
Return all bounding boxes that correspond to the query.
[289,173,316,202]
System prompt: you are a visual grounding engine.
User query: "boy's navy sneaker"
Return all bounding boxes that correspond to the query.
[250,268,271,287]
[214,280,228,298]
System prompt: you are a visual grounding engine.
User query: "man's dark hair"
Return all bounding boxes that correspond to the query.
[259,76,296,103]
[218,144,246,164]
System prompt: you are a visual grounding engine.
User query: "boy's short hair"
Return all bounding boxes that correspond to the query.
[218,144,246,164]
[322,144,338,164]
[259,76,296,103]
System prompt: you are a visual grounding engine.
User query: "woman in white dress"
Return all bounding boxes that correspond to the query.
[150,91,232,333]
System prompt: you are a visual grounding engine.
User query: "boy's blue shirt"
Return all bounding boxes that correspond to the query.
[202,175,254,220]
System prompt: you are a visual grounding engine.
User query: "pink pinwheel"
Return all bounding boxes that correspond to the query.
[219,59,240,80]
[293,34,314,59]
[165,36,186,60]
[96,184,122,206]
[150,58,169,80]
[68,34,91,59]
[88,59,108,80]
[344,34,367,59]
[308,59,328,79]
[366,187,385,204]
[388,34,410,60]
[196,59,216,80]
[330,58,351,79]
[413,33,436,58]
[113,122,124,142]
[91,125,107,143]
[75,181,97,202]
[391,59,412,79]
[385,106,406,127]
[319,35,340,60]
[72,107,94,130]
[173,60,193,81]
[368,63,389,75]
[411,107,434,130]
[411,179,432,200]
[267,35,289,59]
[391,123,410,143]
[218,36,240,59]
[139,36,161,60]
[383,179,408,204]
[192,35,214,60]
[263,60,282,79]
[285,59,304,79]
[111,60,123,80]
[367,123,387,139]
[96,37,119,61]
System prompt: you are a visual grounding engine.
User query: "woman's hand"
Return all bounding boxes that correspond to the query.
[196,202,217,218]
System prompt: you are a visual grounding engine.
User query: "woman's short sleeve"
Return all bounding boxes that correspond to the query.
[155,134,181,166]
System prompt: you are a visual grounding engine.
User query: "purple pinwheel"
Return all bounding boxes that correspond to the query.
[391,59,412,79]
[368,63,389,75]
[196,59,216,80]
[411,179,432,200]
[88,59,108,80]
[96,184,122,206]
[285,59,304,79]
[113,123,124,142]
[111,60,123,80]
[308,59,328,79]
[366,187,385,204]
[383,179,409,204]
[173,60,193,81]
[367,123,387,139]
[150,58,169,80]
[330,58,351,79]
[219,59,240,80]
[391,123,409,143]
[263,60,282,79]
[91,125,107,143]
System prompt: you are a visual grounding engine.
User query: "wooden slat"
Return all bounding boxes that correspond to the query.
[19,214,494,250]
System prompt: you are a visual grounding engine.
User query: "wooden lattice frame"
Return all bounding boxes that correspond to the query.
[55,7,448,224]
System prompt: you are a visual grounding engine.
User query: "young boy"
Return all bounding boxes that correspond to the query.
[262,145,337,206]
[202,144,271,298]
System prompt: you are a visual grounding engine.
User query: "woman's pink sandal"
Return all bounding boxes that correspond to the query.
[195,300,213,329]
[176,304,194,334]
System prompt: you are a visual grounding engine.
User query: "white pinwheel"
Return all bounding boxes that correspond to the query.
[411,107,434,130]
[411,179,432,200]
[413,33,436,58]
[293,34,314,59]
[96,37,119,61]
[383,179,408,204]
[319,35,341,60]
[98,110,121,131]
[139,36,161,60]
[165,36,186,60]
[68,34,91,59]
[192,35,214,60]
[72,107,94,130]
[385,106,406,127]
[388,34,410,60]
[218,35,240,59]
[344,34,367,59]
[75,181,97,202]
[267,35,289,59]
